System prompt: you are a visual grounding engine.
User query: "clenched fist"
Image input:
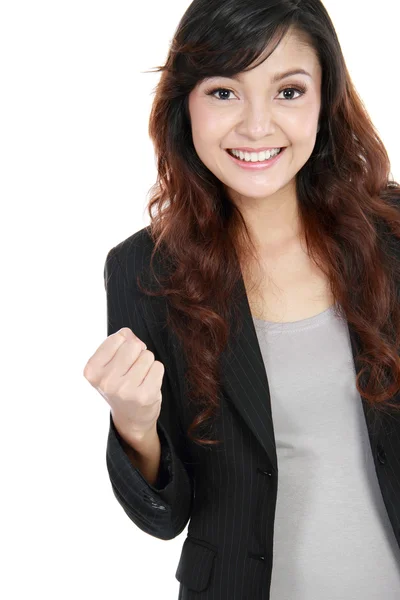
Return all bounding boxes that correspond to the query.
[83,327,165,442]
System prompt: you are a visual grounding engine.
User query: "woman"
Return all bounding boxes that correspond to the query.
[84,0,400,597]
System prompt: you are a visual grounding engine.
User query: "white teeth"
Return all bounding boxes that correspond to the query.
[230,148,281,162]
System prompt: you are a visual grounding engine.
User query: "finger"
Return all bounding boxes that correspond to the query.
[104,340,151,380]
[84,327,143,380]
[121,359,165,403]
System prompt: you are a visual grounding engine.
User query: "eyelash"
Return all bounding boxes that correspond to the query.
[204,83,308,101]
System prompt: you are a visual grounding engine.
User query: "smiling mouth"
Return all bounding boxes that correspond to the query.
[225,147,284,162]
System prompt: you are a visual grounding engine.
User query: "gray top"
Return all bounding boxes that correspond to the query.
[252,305,400,598]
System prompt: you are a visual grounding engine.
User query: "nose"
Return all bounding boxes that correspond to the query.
[237,99,277,138]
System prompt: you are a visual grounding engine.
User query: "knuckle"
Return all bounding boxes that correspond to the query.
[127,337,146,351]
[84,364,97,383]
[83,364,92,380]
[141,348,153,358]
[118,327,131,335]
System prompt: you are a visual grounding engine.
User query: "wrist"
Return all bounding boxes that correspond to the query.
[118,422,159,455]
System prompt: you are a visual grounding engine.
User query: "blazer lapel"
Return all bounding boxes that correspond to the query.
[219,271,382,473]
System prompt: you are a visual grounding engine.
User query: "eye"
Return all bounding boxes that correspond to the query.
[277,84,308,100]
[205,87,235,101]
[204,84,308,101]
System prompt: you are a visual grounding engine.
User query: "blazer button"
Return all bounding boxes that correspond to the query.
[248,552,266,561]
[257,467,273,477]
[377,443,387,465]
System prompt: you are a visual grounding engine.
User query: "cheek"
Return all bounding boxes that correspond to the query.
[300,116,319,136]
[189,99,230,144]
[284,108,318,136]
[193,112,227,145]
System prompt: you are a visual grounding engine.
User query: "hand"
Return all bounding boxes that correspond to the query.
[83,327,165,440]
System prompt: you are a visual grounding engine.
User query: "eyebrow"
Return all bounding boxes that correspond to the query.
[206,68,312,84]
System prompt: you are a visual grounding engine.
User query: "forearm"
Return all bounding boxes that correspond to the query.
[117,423,162,487]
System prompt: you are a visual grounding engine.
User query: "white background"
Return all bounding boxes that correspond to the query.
[1,1,399,598]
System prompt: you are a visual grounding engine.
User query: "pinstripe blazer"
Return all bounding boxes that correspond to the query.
[104,225,400,599]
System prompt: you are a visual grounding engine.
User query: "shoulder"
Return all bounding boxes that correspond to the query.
[104,226,172,323]
[104,226,157,289]
[106,225,153,268]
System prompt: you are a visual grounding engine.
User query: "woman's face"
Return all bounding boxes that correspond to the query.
[188,30,322,206]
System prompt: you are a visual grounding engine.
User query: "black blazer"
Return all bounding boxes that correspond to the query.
[104,226,400,599]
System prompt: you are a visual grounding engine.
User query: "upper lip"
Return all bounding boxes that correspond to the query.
[227,146,284,152]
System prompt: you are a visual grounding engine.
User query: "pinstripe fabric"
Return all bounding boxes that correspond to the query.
[104,226,400,599]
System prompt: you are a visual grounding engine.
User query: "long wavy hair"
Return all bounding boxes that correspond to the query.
[135,0,400,448]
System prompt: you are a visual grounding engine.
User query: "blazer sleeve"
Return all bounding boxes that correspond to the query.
[104,245,194,540]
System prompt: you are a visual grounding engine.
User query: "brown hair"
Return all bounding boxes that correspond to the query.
[136,0,400,447]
